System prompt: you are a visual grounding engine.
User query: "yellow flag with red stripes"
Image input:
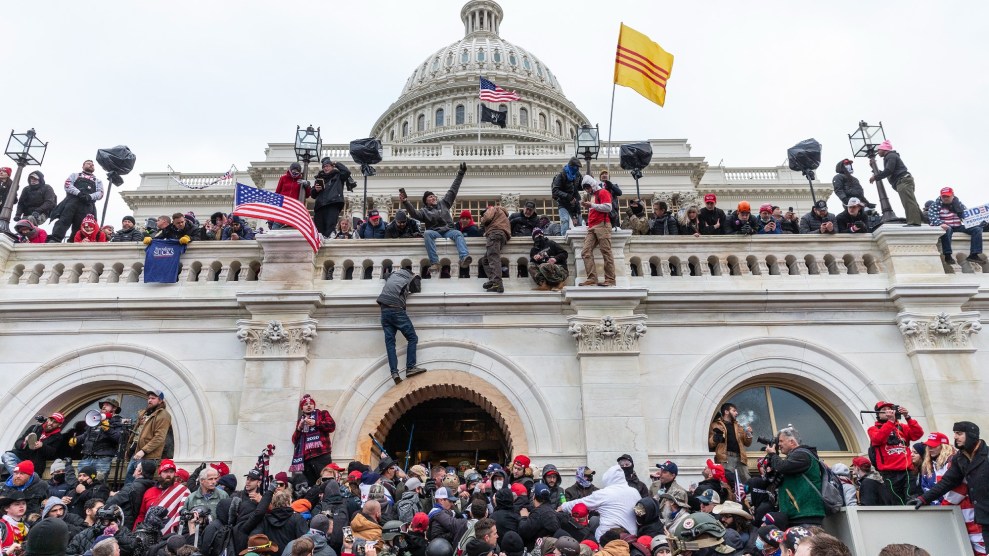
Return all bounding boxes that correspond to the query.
[614,23,674,107]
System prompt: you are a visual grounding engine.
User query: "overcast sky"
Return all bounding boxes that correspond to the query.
[4,0,987,227]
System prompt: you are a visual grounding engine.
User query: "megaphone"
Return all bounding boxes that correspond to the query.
[85,409,103,428]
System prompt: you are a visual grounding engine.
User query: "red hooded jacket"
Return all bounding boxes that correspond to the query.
[868,417,924,471]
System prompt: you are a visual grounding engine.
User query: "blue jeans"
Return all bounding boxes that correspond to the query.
[424,229,469,264]
[381,309,418,374]
[1,451,21,475]
[558,207,584,236]
[78,457,114,480]
[942,225,983,256]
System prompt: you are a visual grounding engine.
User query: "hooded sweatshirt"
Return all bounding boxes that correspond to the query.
[538,464,565,508]
[13,219,47,244]
[73,214,108,243]
[15,170,57,220]
[558,465,640,540]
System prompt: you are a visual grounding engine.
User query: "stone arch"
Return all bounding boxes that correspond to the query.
[669,337,883,454]
[331,339,560,464]
[0,344,215,460]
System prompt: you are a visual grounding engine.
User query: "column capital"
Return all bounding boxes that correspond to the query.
[237,318,318,360]
[567,314,647,355]
[896,311,982,354]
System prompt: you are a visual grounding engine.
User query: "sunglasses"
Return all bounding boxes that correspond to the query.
[277,482,287,487]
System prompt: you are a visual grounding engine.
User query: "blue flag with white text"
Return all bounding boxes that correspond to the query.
[143,239,186,283]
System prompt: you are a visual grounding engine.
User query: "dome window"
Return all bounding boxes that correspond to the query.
[456,105,466,125]
[446,53,454,67]
[390,130,395,142]
[536,63,544,78]
[519,108,529,127]
[417,114,426,132]
[402,122,409,138]
[477,49,486,63]
[432,57,440,71]
[493,50,502,63]
[461,50,470,64]
[509,52,517,66]
[538,113,547,130]
[555,120,563,136]
[523,57,531,70]
[435,108,445,127]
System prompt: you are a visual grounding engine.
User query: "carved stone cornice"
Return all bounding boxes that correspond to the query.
[568,315,647,355]
[897,312,982,354]
[237,319,318,360]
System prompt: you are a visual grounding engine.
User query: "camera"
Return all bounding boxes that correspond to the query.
[757,436,777,448]
[34,415,46,423]
[96,506,119,523]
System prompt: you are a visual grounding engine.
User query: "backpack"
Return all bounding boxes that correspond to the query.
[798,450,845,515]
[456,518,478,556]
[397,493,420,523]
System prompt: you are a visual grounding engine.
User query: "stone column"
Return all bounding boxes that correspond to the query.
[231,231,324,473]
[878,227,983,433]
[565,288,648,476]
[566,229,633,287]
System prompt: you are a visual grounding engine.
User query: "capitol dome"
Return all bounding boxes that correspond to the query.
[370,0,590,144]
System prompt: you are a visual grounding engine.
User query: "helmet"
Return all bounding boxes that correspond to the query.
[425,538,454,556]
[466,472,482,484]
[381,520,405,541]
[667,512,728,555]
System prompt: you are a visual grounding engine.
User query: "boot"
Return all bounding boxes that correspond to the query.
[459,256,473,268]
[405,367,427,378]
[488,283,504,293]
[578,279,598,286]
[391,372,403,385]
[482,281,495,290]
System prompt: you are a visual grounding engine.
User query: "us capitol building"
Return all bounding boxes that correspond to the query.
[1,0,985,490]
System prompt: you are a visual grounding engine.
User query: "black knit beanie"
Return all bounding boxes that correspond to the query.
[26,517,69,556]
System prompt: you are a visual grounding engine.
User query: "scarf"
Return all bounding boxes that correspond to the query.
[2,515,26,543]
[575,466,593,489]
[563,164,580,182]
[290,412,318,472]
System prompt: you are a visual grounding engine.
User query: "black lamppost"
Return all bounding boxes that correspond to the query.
[294,125,321,204]
[849,120,899,223]
[575,124,601,177]
[1,129,48,234]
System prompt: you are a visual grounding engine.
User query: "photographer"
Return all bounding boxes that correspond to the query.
[176,505,212,551]
[622,199,649,235]
[836,198,870,234]
[312,157,355,238]
[708,403,753,483]
[66,504,136,556]
[764,427,826,527]
[868,401,924,505]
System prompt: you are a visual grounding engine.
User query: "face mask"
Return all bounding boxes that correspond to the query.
[844,164,854,174]
[493,480,504,490]
[755,538,766,551]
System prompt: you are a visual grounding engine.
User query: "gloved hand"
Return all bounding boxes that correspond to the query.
[458,162,467,174]
[31,211,41,222]
[299,180,311,189]
[908,497,925,509]
[78,193,92,202]
[179,235,191,245]
[713,430,726,444]
[142,237,152,246]
[741,224,753,235]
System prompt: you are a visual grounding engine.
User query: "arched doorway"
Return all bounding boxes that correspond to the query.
[381,397,509,470]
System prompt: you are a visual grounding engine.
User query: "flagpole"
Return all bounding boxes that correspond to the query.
[478,75,482,143]
[606,82,617,173]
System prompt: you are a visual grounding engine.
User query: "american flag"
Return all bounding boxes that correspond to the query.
[480,77,521,102]
[232,183,322,252]
[154,482,191,535]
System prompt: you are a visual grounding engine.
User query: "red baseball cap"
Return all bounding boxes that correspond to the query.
[925,432,950,448]
[159,459,177,473]
[324,463,345,472]
[512,455,531,468]
[704,193,717,204]
[348,470,363,482]
[571,502,589,519]
[211,462,230,476]
[510,483,528,497]
[851,456,872,470]
[940,187,954,196]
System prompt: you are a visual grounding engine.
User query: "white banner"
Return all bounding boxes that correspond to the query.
[962,202,989,227]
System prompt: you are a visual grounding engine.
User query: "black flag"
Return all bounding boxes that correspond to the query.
[480,105,507,128]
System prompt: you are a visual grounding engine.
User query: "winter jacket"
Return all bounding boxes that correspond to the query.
[538,465,565,508]
[874,150,910,188]
[831,162,867,205]
[456,222,482,237]
[397,490,422,523]
[698,207,727,235]
[401,171,465,231]
[836,210,869,233]
[284,532,337,556]
[647,213,678,236]
[551,167,582,215]
[311,163,355,209]
[291,409,336,461]
[68,480,110,518]
[384,219,422,239]
[482,206,512,239]
[13,219,47,243]
[15,171,57,221]
[634,497,664,538]
[252,506,309,556]
[529,238,568,266]
[868,418,924,472]
[67,522,137,556]
[111,226,147,242]
[222,217,256,240]
[350,512,382,541]
[0,473,49,516]
[622,211,649,235]
[918,440,989,525]
[596,539,630,556]
[77,417,124,458]
[709,417,753,466]
[200,497,241,556]
[781,216,801,234]
[64,172,105,202]
[134,405,172,460]
[518,503,561,548]
[106,477,154,530]
[563,482,597,502]
[768,446,825,522]
[858,473,888,506]
[73,215,108,243]
[756,216,782,234]
[10,424,63,477]
[184,487,229,519]
[376,269,421,310]
[558,465,639,540]
[928,196,967,227]
[492,488,520,536]
[427,506,468,545]
[276,171,310,202]
[728,213,758,235]
[602,180,622,227]
[509,211,539,237]
[154,221,197,242]
[358,219,388,239]
[798,211,837,234]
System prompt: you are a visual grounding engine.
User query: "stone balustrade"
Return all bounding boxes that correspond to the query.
[0,227,978,293]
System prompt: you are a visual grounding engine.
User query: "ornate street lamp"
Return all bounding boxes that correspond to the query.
[1,129,48,234]
[575,125,600,177]
[294,125,321,203]
[848,120,899,223]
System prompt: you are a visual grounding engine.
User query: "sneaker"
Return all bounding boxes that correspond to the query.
[482,281,495,290]
[427,263,440,276]
[578,279,598,286]
[598,280,616,287]
[488,283,504,293]
[405,367,427,378]
[966,254,986,263]
[459,256,473,268]
[24,432,37,447]
[391,373,403,385]
[944,255,954,264]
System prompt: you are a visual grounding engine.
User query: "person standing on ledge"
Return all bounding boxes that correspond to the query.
[377,268,427,385]
[400,162,472,277]
[578,175,615,287]
[870,140,923,226]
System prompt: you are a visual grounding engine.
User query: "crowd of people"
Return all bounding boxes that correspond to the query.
[0,392,979,556]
